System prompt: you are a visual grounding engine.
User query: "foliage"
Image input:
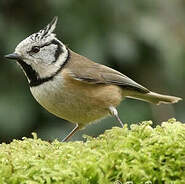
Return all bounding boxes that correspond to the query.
[0,119,185,183]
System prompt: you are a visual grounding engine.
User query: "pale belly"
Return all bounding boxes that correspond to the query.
[30,77,122,128]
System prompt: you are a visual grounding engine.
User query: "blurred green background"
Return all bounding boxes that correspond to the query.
[0,0,184,143]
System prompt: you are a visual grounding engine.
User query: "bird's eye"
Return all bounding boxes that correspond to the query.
[31,46,40,53]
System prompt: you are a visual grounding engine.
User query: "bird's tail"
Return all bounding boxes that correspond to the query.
[126,91,182,105]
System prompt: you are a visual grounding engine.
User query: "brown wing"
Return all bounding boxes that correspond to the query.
[66,50,149,93]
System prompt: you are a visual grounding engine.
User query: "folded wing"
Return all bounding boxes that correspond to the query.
[67,50,149,94]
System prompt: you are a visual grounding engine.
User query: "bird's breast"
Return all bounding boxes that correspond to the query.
[30,71,123,127]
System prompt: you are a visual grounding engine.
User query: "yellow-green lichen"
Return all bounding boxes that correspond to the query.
[0,119,185,184]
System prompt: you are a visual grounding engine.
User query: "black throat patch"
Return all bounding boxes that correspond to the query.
[18,49,70,87]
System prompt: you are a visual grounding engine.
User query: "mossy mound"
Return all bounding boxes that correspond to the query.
[0,119,185,183]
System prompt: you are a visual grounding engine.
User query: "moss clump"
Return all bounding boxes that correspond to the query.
[0,119,185,183]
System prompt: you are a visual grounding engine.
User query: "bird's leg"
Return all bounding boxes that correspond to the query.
[109,106,124,128]
[62,123,79,142]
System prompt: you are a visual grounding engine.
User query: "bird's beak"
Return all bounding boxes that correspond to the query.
[4,53,22,61]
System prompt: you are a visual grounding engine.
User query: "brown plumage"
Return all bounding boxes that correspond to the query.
[64,49,181,105]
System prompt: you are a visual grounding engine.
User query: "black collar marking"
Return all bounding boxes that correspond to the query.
[18,48,70,87]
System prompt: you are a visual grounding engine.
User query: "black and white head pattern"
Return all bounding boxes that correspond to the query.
[14,17,69,87]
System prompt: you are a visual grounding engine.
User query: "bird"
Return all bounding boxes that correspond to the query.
[5,17,182,141]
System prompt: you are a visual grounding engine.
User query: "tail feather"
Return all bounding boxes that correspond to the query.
[126,91,182,105]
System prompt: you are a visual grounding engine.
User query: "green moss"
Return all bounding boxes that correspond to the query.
[0,119,185,184]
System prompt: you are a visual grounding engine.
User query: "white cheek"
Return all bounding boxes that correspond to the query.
[35,45,57,64]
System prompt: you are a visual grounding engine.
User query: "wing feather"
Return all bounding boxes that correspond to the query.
[67,50,149,93]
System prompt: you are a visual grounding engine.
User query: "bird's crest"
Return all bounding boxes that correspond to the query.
[30,16,58,42]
